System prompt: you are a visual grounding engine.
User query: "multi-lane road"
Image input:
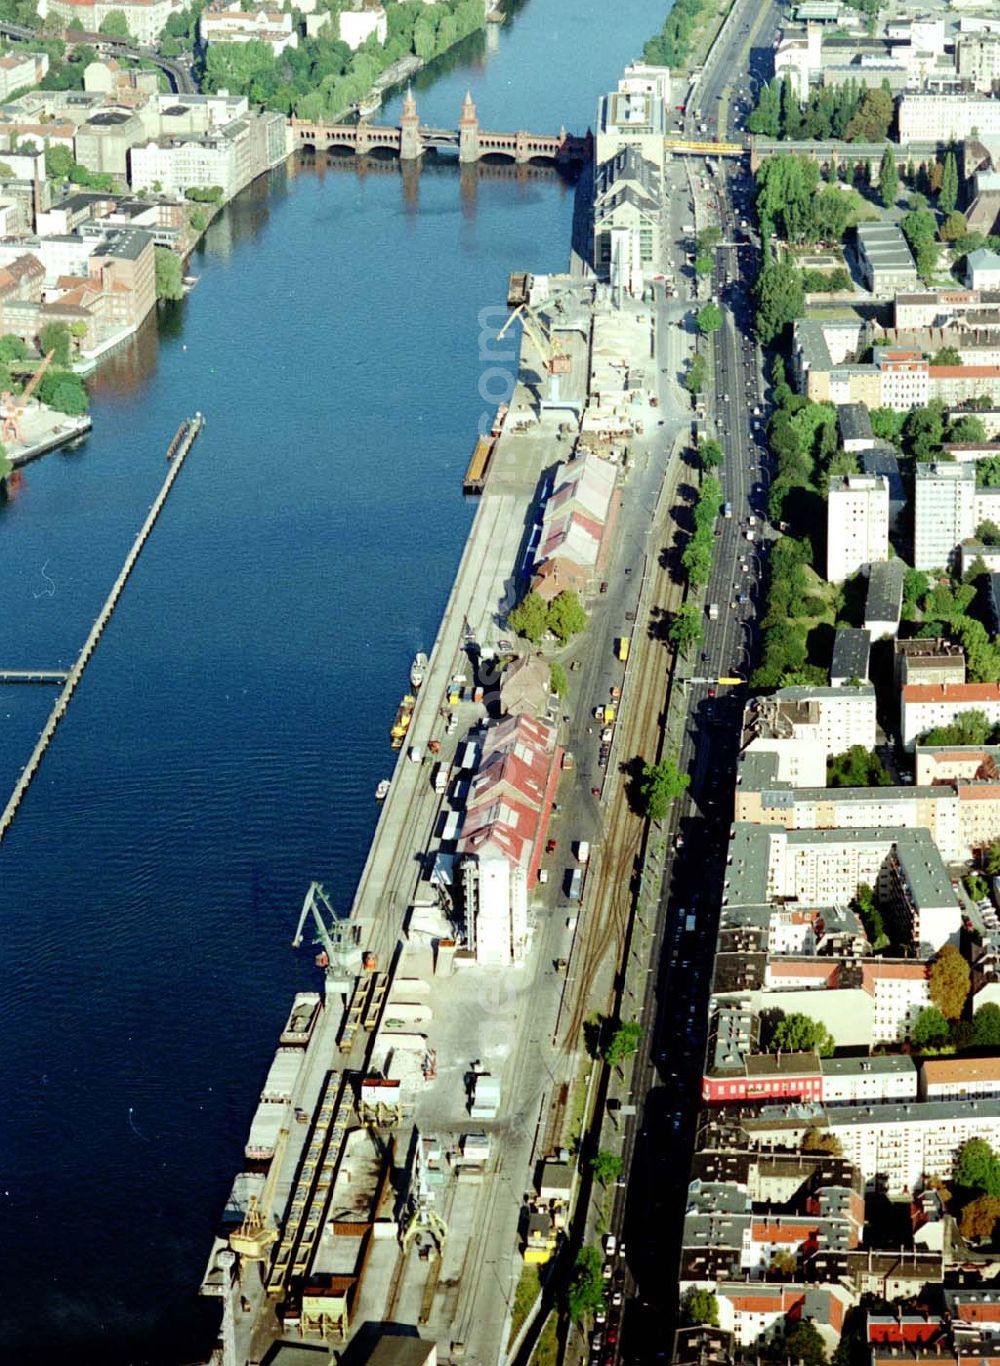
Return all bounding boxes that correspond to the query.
[585,3,790,1362]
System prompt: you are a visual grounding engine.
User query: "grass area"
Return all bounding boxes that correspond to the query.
[529,1312,560,1366]
[683,0,737,74]
[566,1071,591,1152]
[508,1264,542,1350]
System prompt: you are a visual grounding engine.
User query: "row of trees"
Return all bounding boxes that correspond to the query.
[749,75,893,144]
[681,473,723,589]
[643,0,707,69]
[903,571,1000,685]
[200,0,485,120]
[507,589,586,646]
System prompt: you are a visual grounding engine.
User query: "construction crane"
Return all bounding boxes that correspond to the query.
[1,349,55,445]
[229,1127,289,1261]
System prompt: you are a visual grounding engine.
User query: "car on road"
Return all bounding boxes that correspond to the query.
[600,581,608,594]
[546,838,558,854]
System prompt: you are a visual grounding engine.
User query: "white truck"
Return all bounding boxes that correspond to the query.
[575,840,590,864]
[707,603,720,621]
[433,761,449,794]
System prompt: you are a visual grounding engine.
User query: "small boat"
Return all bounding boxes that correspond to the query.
[375,779,391,802]
[390,694,416,748]
[358,90,381,118]
[410,651,429,690]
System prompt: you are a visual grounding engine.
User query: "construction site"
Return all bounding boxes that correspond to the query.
[199,269,686,1366]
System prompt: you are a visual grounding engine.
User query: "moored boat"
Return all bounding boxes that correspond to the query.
[410,651,428,689]
[375,778,391,801]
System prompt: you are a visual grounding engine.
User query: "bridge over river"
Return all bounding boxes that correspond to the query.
[289,89,592,166]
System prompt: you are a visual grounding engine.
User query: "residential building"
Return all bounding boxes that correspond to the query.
[959,540,1000,576]
[742,1098,1000,1195]
[874,346,929,408]
[903,682,1000,749]
[915,744,1000,785]
[86,227,156,332]
[200,0,299,54]
[966,247,1000,291]
[704,1050,919,1106]
[931,364,1000,405]
[44,0,185,46]
[0,52,48,100]
[898,94,1000,141]
[826,474,889,582]
[592,145,662,294]
[920,1057,1000,1100]
[773,22,823,100]
[837,403,873,452]
[75,109,148,178]
[335,4,387,50]
[83,59,159,102]
[830,628,871,687]
[863,559,904,640]
[821,1056,918,1106]
[913,461,976,570]
[956,32,1000,91]
[858,445,906,534]
[895,639,966,689]
[857,225,919,297]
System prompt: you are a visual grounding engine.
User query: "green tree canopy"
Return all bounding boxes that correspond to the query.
[955,1138,1000,1197]
[878,142,898,208]
[683,352,707,395]
[931,345,962,366]
[683,1288,719,1327]
[549,661,567,698]
[154,246,183,302]
[940,150,959,216]
[769,1012,835,1056]
[753,255,805,344]
[508,591,548,644]
[697,302,723,334]
[802,1126,842,1154]
[0,334,27,364]
[929,944,971,1020]
[639,756,690,822]
[567,1246,605,1323]
[782,1320,829,1366]
[38,321,70,368]
[44,144,74,179]
[940,210,967,243]
[974,1004,1000,1048]
[911,1005,950,1049]
[590,1149,623,1186]
[922,711,998,746]
[99,9,132,36]
[547,591,586,644]
[667,602,703,657]
[605,1020,642,1069]
[828,745,891,788]
[698,437,723,471]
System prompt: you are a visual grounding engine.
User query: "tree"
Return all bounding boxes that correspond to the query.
[38,322,70,368]
[828,745,891,788]
[508,591,548,644]
[802,1127,842,1155]
[929,944,971,1020]
[549,662,567,698]
[99,9,131,36]
[683,1288,719,1327]
[931,345,962,366]
[878,142,898,208]
[911,1005,950,1049]
[0,334,27,364]
[590,1149,623,1186]
[782,1320,829,1366]
[639,756,690,822]
[770,1012,835,1056]
[696,225,722,253]
[768,1249,798,1278]
[753,255,805,344]
[694,252,714,276]
[959,1195,1000,1244]
[605,1020,642,1069]
[154,246,183,302]
[955,1138,1000,1197]
[698,437,723,471]
[667,602,703,657]
[683,352,707,395]
[922,710,997,746]
[940,210,967,243]
[940,150,959,216]
[39,373,88,415]
[44,144,73,180]
[547,591,586,644]
[973,1004,1000,1047]
[567,1246,605,1323]
[987,841,1000,876]
[951,414,988,444]
[697,302,723,334]
[979,520,1000,547]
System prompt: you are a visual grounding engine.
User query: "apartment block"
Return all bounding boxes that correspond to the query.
[898,94,1000,141]
[45,0,184,45]
[903,682,1000,749]
[895,639,966,689]
[826,475,889,583]
[920,1057,1000,1100]
[913,462,976,571]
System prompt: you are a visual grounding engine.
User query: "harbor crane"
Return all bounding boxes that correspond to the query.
[292,880,368,992]
[0,349,55,445]
[229,1126,289,1262]
[496,302,572,377]
[400,1129,447,1254]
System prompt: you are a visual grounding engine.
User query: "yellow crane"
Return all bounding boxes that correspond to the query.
[1,349,55,445]
[496,303,572,376]
[229,1127,290,1261]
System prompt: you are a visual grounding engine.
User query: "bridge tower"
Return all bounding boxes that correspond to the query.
[459,89,480,164]
[400,87,422,161]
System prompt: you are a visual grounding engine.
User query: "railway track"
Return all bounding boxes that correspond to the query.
[558,457,690,1058]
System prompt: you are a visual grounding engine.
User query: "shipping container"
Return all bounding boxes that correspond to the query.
[433,762,450,794]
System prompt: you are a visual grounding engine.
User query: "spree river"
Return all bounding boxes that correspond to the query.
[0,0,666,1358]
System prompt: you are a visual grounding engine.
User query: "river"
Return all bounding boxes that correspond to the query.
[0,0,666,1358]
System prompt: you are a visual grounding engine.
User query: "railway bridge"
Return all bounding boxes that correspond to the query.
[290,90,592,166]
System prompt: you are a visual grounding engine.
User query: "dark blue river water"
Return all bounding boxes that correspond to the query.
[0,1,666,1358]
